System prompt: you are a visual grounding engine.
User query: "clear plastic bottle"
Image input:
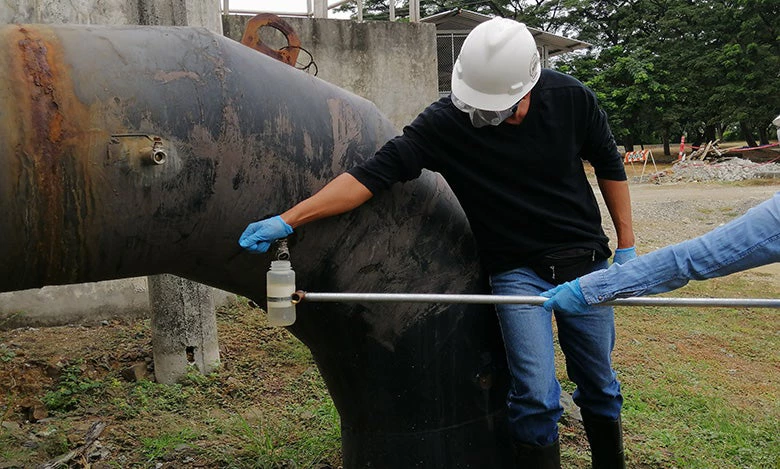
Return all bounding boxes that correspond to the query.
[266,260,296,326]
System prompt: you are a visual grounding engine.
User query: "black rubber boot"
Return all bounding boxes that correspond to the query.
[512,439,561,469]
[582,412,626,469]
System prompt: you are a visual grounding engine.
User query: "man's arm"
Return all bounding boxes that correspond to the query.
[239,101,441,253]
[579,85,636,256]
[597,178,635,249]
[541,192,780,313]
[239,173,372,253]
[281,173,372,228]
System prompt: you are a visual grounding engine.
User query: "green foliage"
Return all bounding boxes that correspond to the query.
[557,0,778,149]
[259,333,314,366]
[141,427,199,463]
[554,267,779,467]
[0,343,15,362]
[347,0,779,151]
[127,380,189,414]
[0,432,34,464]
[623,383,778,467]
[214,399,342,468]
[42,360,103,412]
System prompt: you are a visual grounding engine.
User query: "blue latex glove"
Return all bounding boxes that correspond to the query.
[238,215,293,253]
[539,279,590,314]
[613,246,637,265]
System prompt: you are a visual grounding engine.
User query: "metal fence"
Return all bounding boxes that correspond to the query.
[435,32,467,97]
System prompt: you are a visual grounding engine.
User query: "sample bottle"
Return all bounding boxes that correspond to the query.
[266,260,296,326]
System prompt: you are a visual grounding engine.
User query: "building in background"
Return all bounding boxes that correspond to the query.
[422,9,591,97]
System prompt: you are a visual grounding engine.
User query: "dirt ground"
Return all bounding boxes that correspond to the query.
[599,179,779,277]
[1,176,778,468]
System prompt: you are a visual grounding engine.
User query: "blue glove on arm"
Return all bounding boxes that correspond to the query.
[238,215,293,253]
[613,246,637,265]
[539,279,590,314]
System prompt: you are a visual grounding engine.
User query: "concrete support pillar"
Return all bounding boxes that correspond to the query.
[148,271,221,382]
[409,0,420,22]
[148,275,220,384]
[136,0,222,385]
[313,0,328,18]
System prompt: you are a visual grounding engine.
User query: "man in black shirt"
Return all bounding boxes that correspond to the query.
[240,17,635,468]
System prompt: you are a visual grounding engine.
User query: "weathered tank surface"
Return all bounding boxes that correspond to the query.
[0,24,512,467]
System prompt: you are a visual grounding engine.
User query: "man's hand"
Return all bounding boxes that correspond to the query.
[238,215,293,253]
[540,279,590,314]
[613,246,637,265]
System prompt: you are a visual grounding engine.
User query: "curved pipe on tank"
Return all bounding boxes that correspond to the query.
[0,24,512,467]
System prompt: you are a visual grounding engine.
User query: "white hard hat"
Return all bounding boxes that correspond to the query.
[451,18,541,111]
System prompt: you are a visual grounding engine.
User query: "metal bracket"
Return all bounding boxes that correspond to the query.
[107,134,169,166]
[241,13,301,67]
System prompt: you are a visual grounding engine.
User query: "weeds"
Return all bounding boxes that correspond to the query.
[141,427,199,463]
[42,360,103,412]
[0,343,14,362]
[1,271,776,467]
[610,273,779,467]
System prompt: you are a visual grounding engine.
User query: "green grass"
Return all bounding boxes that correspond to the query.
[42,360,104,412]
[623,387,778,467]
[2,270,776,467]
[553,268,779,467]
[0,301,342,467]
[141,426,200,462]
[210,399,340,468]
[0,343,14,362]
[0,432,35,464]
[609,273,778,467]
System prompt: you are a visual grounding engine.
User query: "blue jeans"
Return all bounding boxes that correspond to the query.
[490,260,622,447]
[580,192,780,303]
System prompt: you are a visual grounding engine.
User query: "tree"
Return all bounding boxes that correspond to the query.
[337,0,779,150]
[336,0,570,31]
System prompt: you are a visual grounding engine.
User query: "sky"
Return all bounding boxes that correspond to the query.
[225,0,351,18]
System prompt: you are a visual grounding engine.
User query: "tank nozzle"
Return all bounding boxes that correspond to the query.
[275,239,290,261]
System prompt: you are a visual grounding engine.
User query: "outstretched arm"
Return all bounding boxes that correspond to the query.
[280,173,373,228]
[239,173,373,253]
[542,192,780,312]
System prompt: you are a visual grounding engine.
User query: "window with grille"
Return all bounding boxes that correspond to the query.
[437,31,547,98]
[436,33,467,97]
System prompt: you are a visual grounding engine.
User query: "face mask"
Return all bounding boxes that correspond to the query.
[451,94,518,128]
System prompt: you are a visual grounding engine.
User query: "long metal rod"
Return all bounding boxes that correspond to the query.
[292,291,780,308]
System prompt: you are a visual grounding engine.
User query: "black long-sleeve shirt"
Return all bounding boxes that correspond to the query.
[348,69,627,274]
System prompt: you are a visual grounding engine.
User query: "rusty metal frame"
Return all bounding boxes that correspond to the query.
[240,13,301,66]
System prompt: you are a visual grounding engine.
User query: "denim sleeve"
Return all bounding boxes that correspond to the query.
[579,192,780,304]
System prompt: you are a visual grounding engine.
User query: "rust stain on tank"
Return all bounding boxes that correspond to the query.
[7,25,95,284]
[18,29,65,155]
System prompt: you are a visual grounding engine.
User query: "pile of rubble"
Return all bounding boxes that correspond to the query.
[649,157,780,183]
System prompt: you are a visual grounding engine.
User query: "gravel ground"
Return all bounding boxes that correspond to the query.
[649,158,780,183]
[595,181,779,256]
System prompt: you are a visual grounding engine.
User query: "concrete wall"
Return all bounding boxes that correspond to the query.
[0,280,235,328]
[0,0,221,32]
[223,15,439,131]
[0,11,439,329]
